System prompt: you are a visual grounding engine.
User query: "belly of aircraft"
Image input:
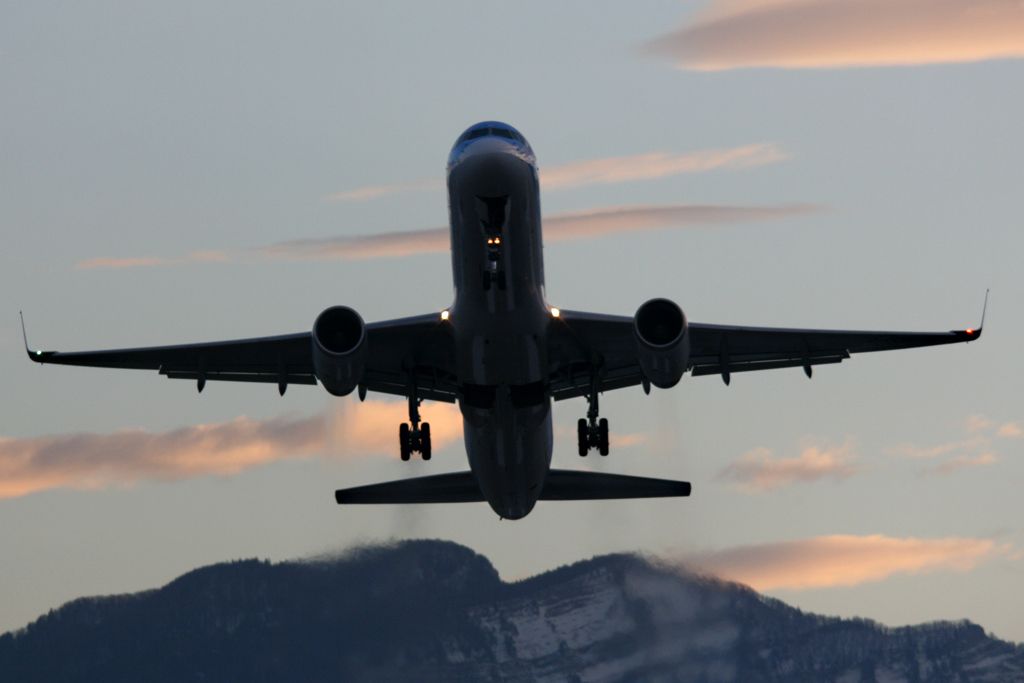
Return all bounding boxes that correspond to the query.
[461,390,553,519]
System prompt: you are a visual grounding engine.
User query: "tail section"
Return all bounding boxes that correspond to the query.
[335,469,690,506]
[540,469,691,500]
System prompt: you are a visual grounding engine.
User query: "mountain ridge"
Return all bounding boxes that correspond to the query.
[2,539,1020,682]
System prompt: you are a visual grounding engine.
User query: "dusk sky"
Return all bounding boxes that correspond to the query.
[3,1,1023,641]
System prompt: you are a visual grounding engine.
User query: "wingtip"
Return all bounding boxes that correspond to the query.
[979,288,990,331]
[20,311,48,362]
[962,289,990,342]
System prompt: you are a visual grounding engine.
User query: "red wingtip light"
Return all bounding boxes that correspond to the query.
[965,328,974,335]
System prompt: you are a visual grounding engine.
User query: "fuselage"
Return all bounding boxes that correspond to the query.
[446,121,553,519]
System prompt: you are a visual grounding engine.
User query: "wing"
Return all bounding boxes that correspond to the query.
[24,313,457,401]
[548,308,983,398]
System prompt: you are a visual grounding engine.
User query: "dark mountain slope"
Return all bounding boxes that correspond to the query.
[1,539,1020,682]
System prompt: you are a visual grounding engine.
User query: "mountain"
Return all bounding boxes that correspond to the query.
[1,539,1020,682]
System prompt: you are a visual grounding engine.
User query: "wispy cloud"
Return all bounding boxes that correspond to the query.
[0,400,462,499]
[77,202,817,268]
[646,0,1024,71]
[76,251,228,271]
[542,144,785,190]
[324,177,442,202]
[688,534,1010,591]
[997,422,1023,438]
[325,143,786,202]
[888,437,988,461]
[890,413,1019,476]
[718,440,857,492]
[929,452,998,476]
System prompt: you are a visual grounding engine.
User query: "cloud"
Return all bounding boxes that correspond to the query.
[80,202,814,268]
[324,143,786,202]
[646,0,1024,71]
[0,399,463,499]
[965,414,995,433]
[541,144,785,190]
[928,452,998,476]
[718,440,857,492]
[324,177,442,202]
[997,422,1023,438]
[689,534,1009,591]
[888,437,987,460]
[890,413,1020,476]
[75,251,229,271]
[266,203,815,261]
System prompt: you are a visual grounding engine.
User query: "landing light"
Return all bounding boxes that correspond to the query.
[441,310,450,322]
[550,307,560,318]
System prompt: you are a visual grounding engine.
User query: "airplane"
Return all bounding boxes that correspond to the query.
[24,121,985,519]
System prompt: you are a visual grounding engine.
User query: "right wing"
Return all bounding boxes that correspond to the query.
[548,306,983,397]
[24,312,457,401]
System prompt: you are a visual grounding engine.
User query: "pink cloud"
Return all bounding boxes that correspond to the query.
[997,422,1023,438]
[647,0,1024,71]
[689,534,1008,591]
[324,143,786,202]
[718,440,857,492]
[75,203,817,267]
[0,400,463,499]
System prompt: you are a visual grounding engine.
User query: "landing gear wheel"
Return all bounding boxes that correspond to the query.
[399,423,411,461]
[577,418,589,456]
[421,423,432,460]
[598,418,609,456]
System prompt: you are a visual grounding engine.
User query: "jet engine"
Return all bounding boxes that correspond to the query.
[312,306,367,396]
[633,298,689,389]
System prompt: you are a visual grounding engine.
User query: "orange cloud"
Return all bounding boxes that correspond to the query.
[647,0,1024,71]
[690,534,1007,591]
[929,452,998,476]
[75,203,817,268]
[76,251,229,271]
[324,177,442,202]
[997,422,1022,438]
[718,440,857,492]
[890,413,1019,476]
[256,203,816,262]
[76,202,816,268]
[324,143,785,202]
[0,400,463,499]
[540,144,785,190]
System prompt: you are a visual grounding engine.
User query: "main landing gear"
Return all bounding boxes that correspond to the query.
[577,374,609,457]
[399,384,431,461]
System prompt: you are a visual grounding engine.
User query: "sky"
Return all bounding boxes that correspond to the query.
[2,0,1023,642]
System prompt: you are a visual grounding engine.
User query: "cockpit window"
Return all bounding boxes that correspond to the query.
[456,125,526,146]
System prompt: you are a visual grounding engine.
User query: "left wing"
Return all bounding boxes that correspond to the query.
[548,308,983,399]
[23,313,457,401]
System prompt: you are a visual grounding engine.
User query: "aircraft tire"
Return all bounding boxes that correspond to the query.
[399,423,411,461]
[421,423,432,460]
[577,418,588,456]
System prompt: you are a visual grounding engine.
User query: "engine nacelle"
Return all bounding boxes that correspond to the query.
[634,298,689,389]
[312,306,367,396]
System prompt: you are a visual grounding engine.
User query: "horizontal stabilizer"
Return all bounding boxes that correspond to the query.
[335,471,483,505]
[541,469,690,500]
[335,469,690,505]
